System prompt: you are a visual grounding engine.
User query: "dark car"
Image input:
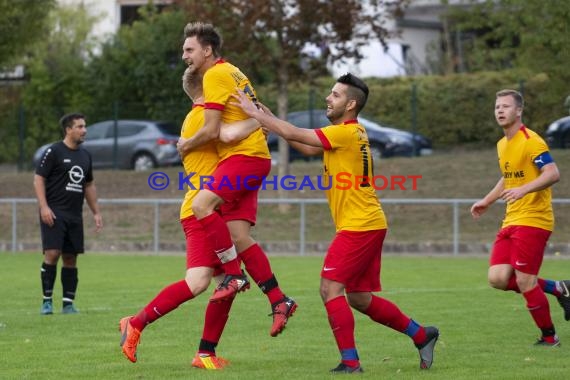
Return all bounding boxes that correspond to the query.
[545,116,570,149]
[267,110,432,163]
[33,120,181,171]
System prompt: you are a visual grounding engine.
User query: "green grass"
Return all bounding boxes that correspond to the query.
[2,252,570,379]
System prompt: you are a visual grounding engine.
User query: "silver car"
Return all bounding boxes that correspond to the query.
[33,120,181,171]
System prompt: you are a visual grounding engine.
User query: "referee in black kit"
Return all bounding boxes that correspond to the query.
[34,113,103,315]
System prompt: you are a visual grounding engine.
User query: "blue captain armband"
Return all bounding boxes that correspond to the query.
[533,151,554,169]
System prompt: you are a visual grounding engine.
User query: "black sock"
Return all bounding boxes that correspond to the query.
[258,274,279,294]
[61,267,78,305]
[198,339,217,354]
[41,262,57,300]
[541,327,556,338]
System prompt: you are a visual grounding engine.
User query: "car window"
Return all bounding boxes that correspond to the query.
[117,124,146,138]
[288,113,310,128]
[156,122,180,136]
[101,122,147,138]
[85,122,110,141]
[317,113,330,128]
[289,111,328,130]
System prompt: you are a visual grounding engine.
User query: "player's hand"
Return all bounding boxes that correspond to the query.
[93,213,103,233]
[470,201,488,219]
[230,89,260,117]
[500,187,526,203]
[40,205,56,227]
[258,102,275,117]
[177,137,189,156]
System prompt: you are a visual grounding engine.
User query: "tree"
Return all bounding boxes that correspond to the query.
[444,0,570,128]
[18,2,101,157]
[447,0,569,78]
[177,0,408,206]
[0,0,56,69]
[86,6,188,123]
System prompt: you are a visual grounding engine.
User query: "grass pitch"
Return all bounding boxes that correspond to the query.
[1,253,570,379]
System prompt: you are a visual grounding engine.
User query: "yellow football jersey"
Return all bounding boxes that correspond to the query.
[315,120,387,232]
[203,60,270,161]
[498,125,554,230]
[179,104,219,220]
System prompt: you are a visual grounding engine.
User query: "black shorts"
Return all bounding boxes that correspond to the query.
[40,215,84,254]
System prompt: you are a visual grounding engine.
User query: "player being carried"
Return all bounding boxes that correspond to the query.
[177,22,297,337]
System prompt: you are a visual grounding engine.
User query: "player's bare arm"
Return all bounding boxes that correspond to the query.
[33,174,56,226]
[84,181,103,232]
[500,162,560,203]
[177,109,222,156]
[288,140,324,156]
[218,118,260,143]
[256,103,322,155]
[471,177,504,219]
[231,90,323,148]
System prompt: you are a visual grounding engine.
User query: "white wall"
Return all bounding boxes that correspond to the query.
[57,0,118,42]
[330,42,407,78]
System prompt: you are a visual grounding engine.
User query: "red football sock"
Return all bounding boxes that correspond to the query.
[325,296,359,367]
[200,297,234,351]
[523,284,554,330]
[130,280,194,331]
[364,295,426,345]
[240,244,284,304]
[505,275,561,297]
[538,278,562,297]
[198,213,241,275]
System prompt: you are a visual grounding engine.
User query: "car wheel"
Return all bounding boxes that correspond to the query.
[132,153,156,171]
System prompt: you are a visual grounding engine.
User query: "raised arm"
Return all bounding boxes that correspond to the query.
[288,140,324,156]
[231,90,323,148]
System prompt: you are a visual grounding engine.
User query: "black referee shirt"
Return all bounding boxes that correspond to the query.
[35,141,94,218]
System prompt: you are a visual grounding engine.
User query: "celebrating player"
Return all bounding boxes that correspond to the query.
[177,22,297,334]
[119,68,263,366]
[232,73,440,373]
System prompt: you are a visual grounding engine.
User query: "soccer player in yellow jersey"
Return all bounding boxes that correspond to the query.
[471,89,570,346]
[118,68,260,367]
[178,22,297,336]
[233,73,440,374]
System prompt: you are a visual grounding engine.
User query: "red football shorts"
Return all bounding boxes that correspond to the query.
[204,155,271,225]
[321,229,387,293]
[181,215,223,275]
[490,225,551,275]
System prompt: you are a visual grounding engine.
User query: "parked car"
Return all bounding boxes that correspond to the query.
[32,120,181,171]
[267,110,432,162]
[545,116,570,149]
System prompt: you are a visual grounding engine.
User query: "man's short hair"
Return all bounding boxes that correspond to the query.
[496,89,524,109]
[182,67,202,99]
[337,73,369,113]
[59,113,85,135]
[183,22,223,57]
